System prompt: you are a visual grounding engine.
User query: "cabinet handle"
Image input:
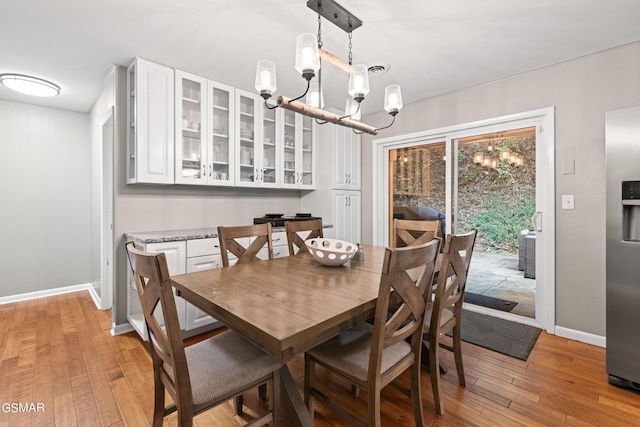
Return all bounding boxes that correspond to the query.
[345,197,348,207]
[255,168,258,182]
[348,196,351,207]
[209,164,212,177]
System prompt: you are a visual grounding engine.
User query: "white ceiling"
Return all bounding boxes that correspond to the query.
[1,0,639,115]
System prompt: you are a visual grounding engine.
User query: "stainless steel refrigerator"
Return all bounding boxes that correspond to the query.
[606,105,640,391]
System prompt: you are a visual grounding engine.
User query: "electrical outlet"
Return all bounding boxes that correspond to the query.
[562,195,574,210]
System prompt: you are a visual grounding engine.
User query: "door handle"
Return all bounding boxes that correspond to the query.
[531,211,542,232]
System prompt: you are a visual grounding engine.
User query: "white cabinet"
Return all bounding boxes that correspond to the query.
[126,58,175,184]
[174,70,235,186]
[184,238,223,331]
[235,89,280,188]
[253,231,288,259]
[281,111,316,189]
[127,240,186,339]
[332,125,361,190]
[333,190,362,244]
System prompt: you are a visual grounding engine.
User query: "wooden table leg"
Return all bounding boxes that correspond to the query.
[278,365,315,427]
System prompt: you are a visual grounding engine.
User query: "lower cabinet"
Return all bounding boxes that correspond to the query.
[127,231,290,340]
[184,238,223,331]
[127,240,187,340]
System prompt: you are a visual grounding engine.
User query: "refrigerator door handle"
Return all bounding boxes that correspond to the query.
[532,211,542,232]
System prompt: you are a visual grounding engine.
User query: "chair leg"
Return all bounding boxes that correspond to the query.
[428,338,445,415]
[304,354,315,418]
[259,383,267,401]
[271,372,281,427]
[410,360,425,427]
[152,372,165,427]
[367,383,382,427]
[233,395,243,416]
[452,324,465,386]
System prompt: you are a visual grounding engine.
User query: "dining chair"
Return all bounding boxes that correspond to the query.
[392,218,442,248]
[304,239,441,427]
[423,230,477,414]
[217,223,273,266]
[125,242,281,427]
[285,218,323,256]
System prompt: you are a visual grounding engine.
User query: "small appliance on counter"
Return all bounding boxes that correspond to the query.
[253,213,321,227]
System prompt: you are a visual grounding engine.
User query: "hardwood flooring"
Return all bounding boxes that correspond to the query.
[1,291,638,426]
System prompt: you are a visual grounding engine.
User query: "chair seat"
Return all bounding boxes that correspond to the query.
[168,330,281,406]
[423,304,454,334]
[307,323,412,382]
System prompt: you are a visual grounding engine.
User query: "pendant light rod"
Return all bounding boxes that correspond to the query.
[278,96,378,135]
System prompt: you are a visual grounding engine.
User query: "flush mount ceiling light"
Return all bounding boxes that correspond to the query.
[0,73,60,97]
[254,0,402,135]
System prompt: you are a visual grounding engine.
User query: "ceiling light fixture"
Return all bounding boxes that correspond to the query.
[254,0,402,135]
[0,74,60,97]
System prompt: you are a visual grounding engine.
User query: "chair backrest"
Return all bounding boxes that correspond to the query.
[430,231,477,332]
[217,223,273,266]
[368,239,441,379]
[125,242,192,407]
[392,218,441,248]
[285,219,324,256]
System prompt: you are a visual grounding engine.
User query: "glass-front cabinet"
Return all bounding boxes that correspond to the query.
[175,70,234,186]
[281,113,316,189]
[234,89,280,188]
[208,80,235,186]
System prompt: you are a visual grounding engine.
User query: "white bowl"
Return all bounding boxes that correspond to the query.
[305,238,358,267]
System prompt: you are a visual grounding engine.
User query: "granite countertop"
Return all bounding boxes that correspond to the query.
[125,224,333,244]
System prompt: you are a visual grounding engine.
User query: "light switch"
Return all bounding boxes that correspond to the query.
[562,195,575,210]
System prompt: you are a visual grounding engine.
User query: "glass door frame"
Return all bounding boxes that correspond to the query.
[372,107,555,333]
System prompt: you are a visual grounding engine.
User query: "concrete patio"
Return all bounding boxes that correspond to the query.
[466,251,535,318]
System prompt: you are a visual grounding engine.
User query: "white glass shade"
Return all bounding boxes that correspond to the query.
[509,153,518,164]
[473,152,484,164]
[483,157,490,166]
[344,98,361,120]
[383,84,403,113]
[255,60,277,96]
[348,64,370,100]
[306,82,324,108]
[491,159,498,169]
[500,150,510,161]
[295,33,320,76]
[0,74,59,97]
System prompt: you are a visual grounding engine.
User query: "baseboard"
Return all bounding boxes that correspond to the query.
[555,326,606,348]
[86,283,102,309]
[111,322,135,336]
[0,283,92,306]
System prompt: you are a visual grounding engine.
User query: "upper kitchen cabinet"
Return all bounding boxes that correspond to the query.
[127,58,175,184]
[281,111,316,190]
[235,89,280,188]
[332,125,361,190]
[174,70,235,186]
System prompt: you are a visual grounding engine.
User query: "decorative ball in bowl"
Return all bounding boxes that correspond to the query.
[305,238,358,267]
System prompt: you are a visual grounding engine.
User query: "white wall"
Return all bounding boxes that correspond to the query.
[360,42,640,336]
[0,99,90,297]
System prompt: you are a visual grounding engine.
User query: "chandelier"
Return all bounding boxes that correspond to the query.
[254,0,402,136]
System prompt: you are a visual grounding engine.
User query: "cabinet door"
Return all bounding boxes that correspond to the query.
[332,125,361,190]
[185,255,222,330]
[282,113,316,189]
[299,115,316,189]
[333,191,361,244]
[175,70,207,185]
[261,99,280,187]
[235,89,262,187]
[208,80,235,186]
[127,58,175,184]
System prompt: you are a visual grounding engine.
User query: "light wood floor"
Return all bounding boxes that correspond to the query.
[1,291,639,426]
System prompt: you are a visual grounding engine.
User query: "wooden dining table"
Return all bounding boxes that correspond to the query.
[171,244,389,426]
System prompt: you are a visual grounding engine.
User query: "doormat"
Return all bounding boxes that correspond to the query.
[463,292,517,312]
[447,310,541,360]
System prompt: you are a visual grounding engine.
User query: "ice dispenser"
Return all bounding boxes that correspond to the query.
[622,181,640,242]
